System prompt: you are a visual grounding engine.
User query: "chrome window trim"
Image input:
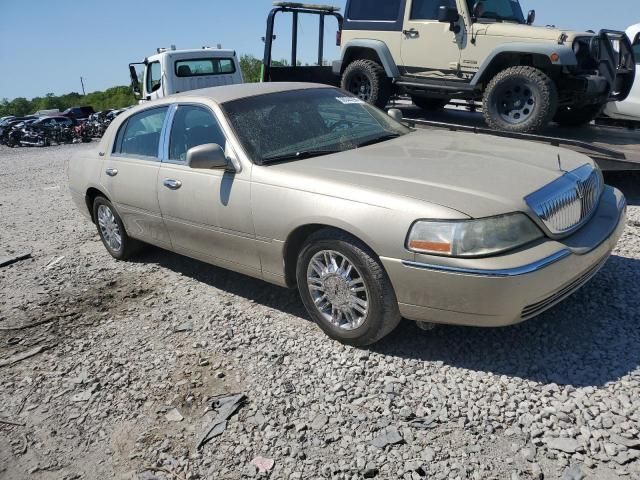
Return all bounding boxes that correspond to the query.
[401,249,572,277]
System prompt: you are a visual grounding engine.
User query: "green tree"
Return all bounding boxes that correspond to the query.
[240,54,263,83]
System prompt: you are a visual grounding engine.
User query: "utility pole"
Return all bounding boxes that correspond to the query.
[80,76,86,96]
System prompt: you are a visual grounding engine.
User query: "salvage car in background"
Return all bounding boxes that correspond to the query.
[603,24,640,124]
[68,83,627,345]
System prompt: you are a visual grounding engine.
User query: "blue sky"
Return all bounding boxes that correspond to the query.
[0,0,638,100]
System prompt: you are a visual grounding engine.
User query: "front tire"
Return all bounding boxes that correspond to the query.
[92,196,140,260]
[554,104,604,127]
[341,59,392,109]
[296,229,401,346]
[483,66,558,133]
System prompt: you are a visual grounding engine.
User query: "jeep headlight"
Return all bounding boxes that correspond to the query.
[406,213,543,257]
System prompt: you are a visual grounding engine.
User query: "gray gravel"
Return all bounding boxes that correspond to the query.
[0,143,639,480]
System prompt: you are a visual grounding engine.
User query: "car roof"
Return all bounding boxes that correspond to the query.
[172,82,333,104]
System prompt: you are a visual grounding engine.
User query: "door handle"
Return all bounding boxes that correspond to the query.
[163,179,182,190]
[403,28,419,38]
[105,168,118,177]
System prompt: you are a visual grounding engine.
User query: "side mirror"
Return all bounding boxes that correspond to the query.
[129,65,141,96]
[387,108,403,122]
[526,10,535,25]
[186,143,229,170]
[438,6,460,24]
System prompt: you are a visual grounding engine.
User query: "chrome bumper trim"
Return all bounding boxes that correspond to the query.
[401,249,572,277]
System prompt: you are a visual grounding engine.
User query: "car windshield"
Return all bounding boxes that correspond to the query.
[221,88,411,164]
[466,0,525,23]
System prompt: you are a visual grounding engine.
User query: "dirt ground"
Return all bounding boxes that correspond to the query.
[0,143,639,480]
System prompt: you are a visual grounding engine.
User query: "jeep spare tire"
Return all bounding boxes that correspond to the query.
[341,59,392,109]
[483,66,558,134]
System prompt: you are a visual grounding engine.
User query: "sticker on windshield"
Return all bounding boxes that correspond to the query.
[336,97,365,105]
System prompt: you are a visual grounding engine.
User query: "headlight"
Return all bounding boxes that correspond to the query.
[406,213,543,257]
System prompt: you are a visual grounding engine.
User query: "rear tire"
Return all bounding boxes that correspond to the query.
[483,66,558,133]
[341,59,393,109]
[296,229,401,346]
[412,96,449,111]
[554,104,604,127]
[92,196,141,260]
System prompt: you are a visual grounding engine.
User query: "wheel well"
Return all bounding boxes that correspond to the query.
[85,187,108,223]
[341,47,383,73]
[478,53,555,86]
[282,224,378,288]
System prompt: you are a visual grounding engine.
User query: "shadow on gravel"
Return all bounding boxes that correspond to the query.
[132,247,309,319]
[605,172,640,206]
[372,254,640,388]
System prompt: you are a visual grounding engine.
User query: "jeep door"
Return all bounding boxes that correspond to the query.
[156,104,260,277]
[400,0,464,79]
[101,106,172,248]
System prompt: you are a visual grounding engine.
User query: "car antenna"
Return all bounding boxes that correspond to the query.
[557,153,566,173]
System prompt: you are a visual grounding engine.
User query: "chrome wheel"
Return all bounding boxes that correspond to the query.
[306,250,369,330]
[97,204,122,252]
[496,82,536,124]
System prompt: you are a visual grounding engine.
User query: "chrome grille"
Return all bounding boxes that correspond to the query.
[525,165,603,236]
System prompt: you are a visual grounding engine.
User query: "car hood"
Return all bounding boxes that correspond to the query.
[266,130,594,218]
[482,23,593,42]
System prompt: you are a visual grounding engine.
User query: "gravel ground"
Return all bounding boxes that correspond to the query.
[0,143,639,480]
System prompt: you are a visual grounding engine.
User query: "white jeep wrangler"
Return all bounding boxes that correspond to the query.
[335,0,636,133]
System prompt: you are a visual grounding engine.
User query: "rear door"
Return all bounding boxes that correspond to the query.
[101,106,172,248]
[157,104,259,275]
[400,0,463,79]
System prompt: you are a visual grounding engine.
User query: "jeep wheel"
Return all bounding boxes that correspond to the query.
[483,66,558,134]
[412,96,449,111]
[554,104,604,127]
[341,60,392,109]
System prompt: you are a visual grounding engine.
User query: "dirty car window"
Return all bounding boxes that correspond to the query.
[221,88,410,164]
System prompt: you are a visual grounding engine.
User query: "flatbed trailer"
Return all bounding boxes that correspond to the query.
[263,3,640,173]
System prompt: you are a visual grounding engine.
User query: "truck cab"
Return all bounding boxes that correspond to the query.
[129,46,243,102]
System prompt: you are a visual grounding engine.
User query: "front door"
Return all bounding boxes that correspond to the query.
[101,105,171,248]
[400,0,464,80]
[157,104,260,276]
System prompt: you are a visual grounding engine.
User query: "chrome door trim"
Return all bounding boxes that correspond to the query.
[401,249,572,277]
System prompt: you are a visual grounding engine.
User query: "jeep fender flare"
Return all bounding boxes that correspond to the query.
[471,43,577,86]
[336,40,400,79]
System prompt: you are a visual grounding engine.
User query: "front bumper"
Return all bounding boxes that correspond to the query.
[380,186,627,327]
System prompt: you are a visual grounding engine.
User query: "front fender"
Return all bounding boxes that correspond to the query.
[471,43,577,86]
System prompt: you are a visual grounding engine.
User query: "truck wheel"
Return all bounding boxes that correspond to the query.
[483,66,558,133]
[412,96,449,111]
[296,228,401,346]
[341,60,392,109]
[554,104,604,127]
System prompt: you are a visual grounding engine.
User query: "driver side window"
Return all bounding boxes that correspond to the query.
[410,0,457,20]
[146,62,161,93]
[633,35,640,63]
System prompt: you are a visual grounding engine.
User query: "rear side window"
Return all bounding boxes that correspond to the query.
[347,0,402,21]
[410,0,457,20]
[115,107,168,158]
[168,105,226,162]
[175,58,236,77]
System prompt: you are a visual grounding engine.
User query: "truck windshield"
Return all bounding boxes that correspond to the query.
[466,0,525,23]
[221,88,411,165]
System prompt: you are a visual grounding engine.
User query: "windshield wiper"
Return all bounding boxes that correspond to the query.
[356,133,401,148]
[261,149,340,164]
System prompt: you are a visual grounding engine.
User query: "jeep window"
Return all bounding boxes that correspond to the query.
[146,61,161,93]
[347,0,402,21]
[633,34,640,61]
[410,0,456,20]
[466,0,525,23]
[222,88,411,164]
[175,58,236,77]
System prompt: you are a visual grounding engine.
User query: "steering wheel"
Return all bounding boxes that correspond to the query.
[472,1,485,17]
[330,120,353,132]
